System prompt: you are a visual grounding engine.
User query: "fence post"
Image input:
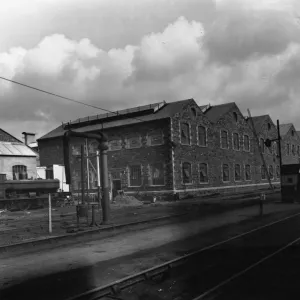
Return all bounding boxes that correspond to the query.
[48,193,52,234]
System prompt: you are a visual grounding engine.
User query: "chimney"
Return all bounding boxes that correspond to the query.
[22,132,36,145]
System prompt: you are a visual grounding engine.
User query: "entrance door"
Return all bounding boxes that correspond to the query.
[112,179,122,198]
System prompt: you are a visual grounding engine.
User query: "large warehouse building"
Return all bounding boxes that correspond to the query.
[37,99,300,200]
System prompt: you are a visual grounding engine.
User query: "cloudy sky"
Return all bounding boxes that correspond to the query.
[1,0,300,140]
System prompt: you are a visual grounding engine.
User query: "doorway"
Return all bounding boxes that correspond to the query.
[112,179,122,198]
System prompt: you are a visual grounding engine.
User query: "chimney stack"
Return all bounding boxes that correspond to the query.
[22,132,36,145]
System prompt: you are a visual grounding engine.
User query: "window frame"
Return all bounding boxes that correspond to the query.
[232,132,240,151]
[126,135,142,149]
[148,130,164,146]
[109,138,123,151]
[182,162,192,184]
[234,164,241,182]
[197,125,207,147]
[245,164,251,181]
[128,165,142,187]
[12,165,28,180]
[243,134,250,152]
[180,122,191,145]
[149,163,165,186]
[199,162,209,184]
[220,130,229,149]
[222,163,230,183]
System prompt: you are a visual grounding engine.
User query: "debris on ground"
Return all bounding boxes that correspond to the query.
[112,195,143,207]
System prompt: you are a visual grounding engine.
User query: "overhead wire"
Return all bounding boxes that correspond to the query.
[0,76,146,124]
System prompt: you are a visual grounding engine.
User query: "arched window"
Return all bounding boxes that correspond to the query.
[221,130,229,149]
[233,133,240,150]
[198,126,207,147]
[182,162,192,184]
[233,112,238,122]
[234,164,241,181]
[222,164,230,182]
[267,123,271,131]
[199,163,208,183]
[12,165,28,180]
[181,123,190,145]
[245,164,251,180]
[260,138,265,154]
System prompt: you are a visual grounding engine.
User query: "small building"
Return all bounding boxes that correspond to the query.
[38,99,280,200]
[0,129,37,180]
[279,124,300,165]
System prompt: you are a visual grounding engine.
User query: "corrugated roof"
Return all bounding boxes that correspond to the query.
[203,102,235,123]
[0,142,37,157]
[279,123,293,136]
[38,99,196,141]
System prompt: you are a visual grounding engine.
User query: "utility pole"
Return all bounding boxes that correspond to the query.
[277,119,283,201]
[80,144,85,205]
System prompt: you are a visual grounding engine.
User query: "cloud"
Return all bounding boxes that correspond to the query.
[2,1,300,140]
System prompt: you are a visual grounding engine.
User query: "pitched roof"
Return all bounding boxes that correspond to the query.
[0,142,37,157]
[279,123,293,136]
[38,99,196,141]
[248,115,270,133]
[0,128,23,143]
[202,102,236,123]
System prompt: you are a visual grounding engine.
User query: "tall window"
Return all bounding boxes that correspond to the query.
[269,165,274,179]
[109,139,122,151]
[261,165,266,180]
[198,126,207,147]
[287,143,290,155]
[182,162,192,184]
[245,164,251,180]
[292,145,295,156]
[199,163,208,183]
[276,165,280,178]
[268,142,273,154]
[129,165,142,186]
[222,164,230,182]
[181,123,190,145]
[234,164,241,181]
[273,142,277,155]
[12,165,28,180]
[221,130,229,149]
[150,163,164,185]
[260,138,265,154]
[233,112,238,122]
[233,133,240,150]
[244,135,250,151]
[148,131,163,146]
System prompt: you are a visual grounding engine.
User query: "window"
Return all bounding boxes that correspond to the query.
[129,165,142,186]
[276,165,280,178]
[182,162,192,184]
[89,141,98,154]
[198,126,207,147]
[233,133,240,150]
[245,164,251,181]
[191,107,197,118]
[199,163,208,183]
[221,130,229,149]
[233,112,238,122]
[244,135,250,151]
[273,142,277,155]
[148,131,163,146]
[150,163,165,185]
[267,123,271,131]
[292,145,295,156]
[260,138,265,154]
[269,142,273,154]
[12,165,28,180]
[234,164,241,181]
[110,139,122,150]
[269,165,274,179]
[127,136,141,149]
[287,143,290,155]
[46,168,54,179]
[181,123,190,145]
[261,165,266,180]
[222,164,230,182]
[292,130,295,136]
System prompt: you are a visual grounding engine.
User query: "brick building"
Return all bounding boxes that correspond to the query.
[279,124,300,165]
[0,129,37,180]
[38,99,279,200]
[248,115,281,182]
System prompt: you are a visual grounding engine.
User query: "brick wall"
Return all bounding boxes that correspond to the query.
[0,156,37,180]
[38,138,64,167]
[281,126,300,165]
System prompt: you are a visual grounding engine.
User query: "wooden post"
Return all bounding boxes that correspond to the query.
[48,193,52,234]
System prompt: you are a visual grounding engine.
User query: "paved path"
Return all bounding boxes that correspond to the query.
[0,202,299,292]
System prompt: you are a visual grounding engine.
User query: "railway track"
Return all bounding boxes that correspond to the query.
[63,211,300,300]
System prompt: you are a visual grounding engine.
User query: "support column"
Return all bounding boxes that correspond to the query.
[100,146,110,224]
